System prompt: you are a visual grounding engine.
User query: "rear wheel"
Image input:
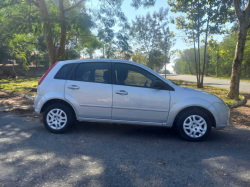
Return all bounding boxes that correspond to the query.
[176,110,211,141]
[43,103,75,133]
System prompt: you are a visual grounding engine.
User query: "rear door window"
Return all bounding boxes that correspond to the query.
[74,63,109,83]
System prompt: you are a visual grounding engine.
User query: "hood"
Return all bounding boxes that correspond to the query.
[181,86,224,104]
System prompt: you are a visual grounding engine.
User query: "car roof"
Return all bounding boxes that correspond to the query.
[59,59,130,64]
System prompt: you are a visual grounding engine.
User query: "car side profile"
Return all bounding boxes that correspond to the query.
[34,59,230,141]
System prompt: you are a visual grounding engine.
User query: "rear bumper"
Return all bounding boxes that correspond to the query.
[35,109,40,115]
[34,95,46,114]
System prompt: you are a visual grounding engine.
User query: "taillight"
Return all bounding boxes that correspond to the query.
[38,61,59,85]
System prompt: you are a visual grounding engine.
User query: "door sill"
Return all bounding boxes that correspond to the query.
[77,117,163,126]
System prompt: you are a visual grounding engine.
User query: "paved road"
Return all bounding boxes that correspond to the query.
[0,111,250,186]
[164,74,250,93]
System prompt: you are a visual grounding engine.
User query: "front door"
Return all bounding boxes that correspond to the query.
[112,63,170,123]
[65,62,112,119]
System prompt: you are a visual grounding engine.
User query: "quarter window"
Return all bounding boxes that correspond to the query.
[75,63,109,83]
[114,63,157,88]
[54,63,74,80]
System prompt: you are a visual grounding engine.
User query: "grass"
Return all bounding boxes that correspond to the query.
[180,74,250,82]
[0,76,40,96]
[169,79,244,106]
[208,75,250,82]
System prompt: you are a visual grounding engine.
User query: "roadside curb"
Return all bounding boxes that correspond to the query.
[228,96,247,109]
[0,89,35,101]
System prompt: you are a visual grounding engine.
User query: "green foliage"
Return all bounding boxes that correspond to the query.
[168,0,235,40]
[174,47,209,75]
[161,69,170,74]
[65,48,80,60]
[0,0,159,66]
[174,32,250,78]
[148,49,165,72]
[130,8,174,71]
[131,49,147,65]
[131,8,173,54]
[168,0,235,88]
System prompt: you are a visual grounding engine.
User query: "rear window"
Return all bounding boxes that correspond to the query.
[54,63,74,80]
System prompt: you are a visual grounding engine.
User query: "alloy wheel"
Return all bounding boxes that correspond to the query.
[183,115,207,138]
[46,108,67,130]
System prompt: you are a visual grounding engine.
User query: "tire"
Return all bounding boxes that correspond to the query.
[176,110,212,141]
[43,103,75,133]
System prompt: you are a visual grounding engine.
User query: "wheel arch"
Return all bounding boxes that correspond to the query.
[172,106,216,128]
[40,99,77,118]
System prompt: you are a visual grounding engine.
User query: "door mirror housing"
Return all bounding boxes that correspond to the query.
[153,80,163,89]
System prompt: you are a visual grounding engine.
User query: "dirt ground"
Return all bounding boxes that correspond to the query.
[0,91,34,114]
[230,94,250,129]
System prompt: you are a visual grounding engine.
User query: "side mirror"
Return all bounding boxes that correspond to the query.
[153,80,163,89]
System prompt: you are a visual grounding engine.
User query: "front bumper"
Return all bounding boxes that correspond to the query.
[209,102,230,129]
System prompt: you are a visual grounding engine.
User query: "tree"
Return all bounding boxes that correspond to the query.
[130,8,174,71]
[168,0,235,88]
[131,49,147,65]
[227,0,250,99]
[173,47,210,76]
[148,49,165,72]
[173,31,250,79]
[81,37,103,59]
[161,69,170,74]
[207,37,235,77]
[2,0,156,66]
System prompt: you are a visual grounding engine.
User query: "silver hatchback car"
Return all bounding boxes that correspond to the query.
[34,59,229,141]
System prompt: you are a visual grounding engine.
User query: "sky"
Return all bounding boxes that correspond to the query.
[87,0,229,72]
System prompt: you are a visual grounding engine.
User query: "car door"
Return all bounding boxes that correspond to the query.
[65,62,112,119]
[112,63,171,123]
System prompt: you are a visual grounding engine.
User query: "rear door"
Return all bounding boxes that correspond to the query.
[111,63,171,123]
[65,62,112,119]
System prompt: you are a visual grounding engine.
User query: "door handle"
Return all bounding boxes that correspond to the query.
[68,85,79,90]
[115,90,128,95]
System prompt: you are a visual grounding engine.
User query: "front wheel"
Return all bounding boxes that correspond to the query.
[176,110,212,141]
[43,104,75,133]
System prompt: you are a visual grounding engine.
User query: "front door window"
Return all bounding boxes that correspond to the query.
[114,63,157,88]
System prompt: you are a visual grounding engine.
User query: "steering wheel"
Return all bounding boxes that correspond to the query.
[144,80,148,87]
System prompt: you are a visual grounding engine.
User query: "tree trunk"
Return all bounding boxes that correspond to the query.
[227,25,247,99]
[191,1,198,83]
[164,49,167,78]
[197,0,202,88]
[103,45,105,58]
[205,59,209,76]
[201,14,210,88]
[216,51,219,77]
[12,62,16,75]
[228,0,250,99]
[37,0,56,67]
[57,0,66,61]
